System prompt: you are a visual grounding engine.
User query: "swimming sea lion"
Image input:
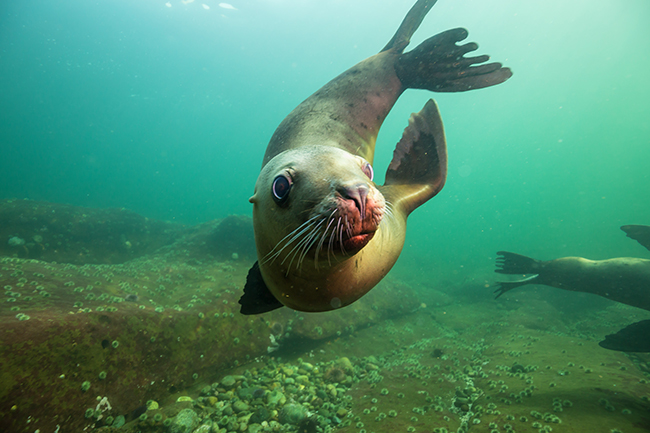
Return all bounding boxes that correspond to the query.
[494,225,650,352]
[239,0,512,314]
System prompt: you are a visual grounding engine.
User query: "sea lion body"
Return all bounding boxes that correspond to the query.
[496,254,650,310]
[495,225,650,352]
[239,0,512,314]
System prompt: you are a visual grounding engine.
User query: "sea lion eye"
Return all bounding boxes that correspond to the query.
[362,162,374,181]
[272,175,292,204]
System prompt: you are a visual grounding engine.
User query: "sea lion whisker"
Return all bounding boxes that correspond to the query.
[315,216,338,269]
[263,216,321,264]
[311,209,338,268]
[383,201,397,226]
[339,217,347,255]
[288,208,338,272]
[264,215,319,261]
[282,219,326,271]
[328,217,342,265]
[285,230,320,275]
[297,221,329,271]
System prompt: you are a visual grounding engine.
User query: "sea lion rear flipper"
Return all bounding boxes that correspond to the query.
[599,319,650,352]
[382,0,512,92]
[621,225,650,252]
[493,251,542,298]
[382,99,447,215]
[495,251,541,274]
[395,28,512,92]
[493,275,539,299]
[238,262,284,315]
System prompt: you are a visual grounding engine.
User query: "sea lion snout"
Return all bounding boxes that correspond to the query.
[333,181,384,254]
[338,183,369,220]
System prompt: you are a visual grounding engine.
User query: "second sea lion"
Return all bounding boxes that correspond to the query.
[494,225,650,352]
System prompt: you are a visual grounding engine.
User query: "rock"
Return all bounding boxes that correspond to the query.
[221,375,236,388]
[237,387,255,401]
[170,408,200,433]
[279,403,308,425]
[266,390,285,406]
[248,424,263,433]
[334,357,353,373]
[192,424,211,433]
[233,400,250,413]
[113,415,126,428]
[295,375,310,385]
[250,407,271,424]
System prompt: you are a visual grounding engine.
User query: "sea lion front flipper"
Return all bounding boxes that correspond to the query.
[599,319,650,352]
[621,225,650,252]
[239,262,284,315]
[382,99,447,215]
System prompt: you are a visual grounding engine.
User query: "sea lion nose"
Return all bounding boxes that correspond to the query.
[340,183,369,219]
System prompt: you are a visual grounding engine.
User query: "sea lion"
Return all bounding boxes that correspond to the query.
[494,225,650,352]
[239,0,512,314]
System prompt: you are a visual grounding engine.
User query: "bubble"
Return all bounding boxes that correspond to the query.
[330,297,341,309]
[458,164,472,177]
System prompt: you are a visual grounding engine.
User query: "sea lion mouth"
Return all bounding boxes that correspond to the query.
[341,231,375,253]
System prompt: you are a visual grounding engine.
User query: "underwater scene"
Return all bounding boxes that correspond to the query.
[1,0,649,432]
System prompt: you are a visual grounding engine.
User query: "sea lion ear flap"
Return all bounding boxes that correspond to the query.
[383,99,447,215]
[238,262,284,315]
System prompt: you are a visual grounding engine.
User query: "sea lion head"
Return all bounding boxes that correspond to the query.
[249,145,385,272]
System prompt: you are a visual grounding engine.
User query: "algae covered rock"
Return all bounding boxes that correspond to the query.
[279,403,308,425]
[220,375,237,388]
[169,408,200,433]
[232,400,250,413]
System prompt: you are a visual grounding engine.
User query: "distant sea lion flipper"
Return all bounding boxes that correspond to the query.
[493,275,539,299]
[239,262,284,314]
[599,319,650,352]
[493,251,541,298]
[383,99,447,215]
[621,225,650,252]
[495,251,541,274]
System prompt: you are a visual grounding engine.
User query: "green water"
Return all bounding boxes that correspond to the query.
[1,0,649,293]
